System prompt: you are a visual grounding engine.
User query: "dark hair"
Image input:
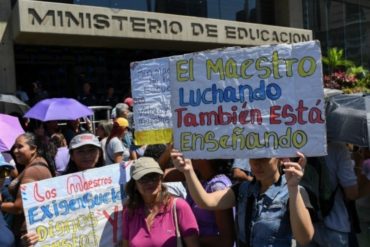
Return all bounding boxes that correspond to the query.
[210,159,233,176]
[26,119,44,133]
[63,146,104,175]
[124,178,171,215]
[21,132,56,177]
[50,133,66,148]
[97,120,113,137]
[143,144,167,161]
[106,122,125,148]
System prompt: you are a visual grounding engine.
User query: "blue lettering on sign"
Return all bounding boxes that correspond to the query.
[28,188,122,225]
[178,80,282,106]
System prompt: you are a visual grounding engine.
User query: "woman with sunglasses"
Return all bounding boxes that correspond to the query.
[171,150,314,247]
[122,157,200,247]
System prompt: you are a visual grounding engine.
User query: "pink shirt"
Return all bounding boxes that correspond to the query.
[123,197,199,247]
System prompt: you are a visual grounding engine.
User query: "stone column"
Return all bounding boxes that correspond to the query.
[275,0,304,28]
[0,0,16,93]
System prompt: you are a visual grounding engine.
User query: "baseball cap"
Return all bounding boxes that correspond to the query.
[130,157,163,180]
[69,133,101,150]
[115,117,129,128]
[124,97,134,107]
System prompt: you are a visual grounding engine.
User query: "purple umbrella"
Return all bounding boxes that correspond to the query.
[0,114,25,152]
[24,98,93,121]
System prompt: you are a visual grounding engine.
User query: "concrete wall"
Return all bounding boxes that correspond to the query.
[275,0,303,28]
[0,0,16,93]
[12,0,312,51]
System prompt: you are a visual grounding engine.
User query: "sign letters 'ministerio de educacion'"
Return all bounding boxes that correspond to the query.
[14,0,312,48]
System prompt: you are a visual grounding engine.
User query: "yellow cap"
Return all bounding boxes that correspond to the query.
[115,117,129,128]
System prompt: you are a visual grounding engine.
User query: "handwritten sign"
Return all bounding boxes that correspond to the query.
[130,58,173,145]
[22,163,131,247]
[170,41,327,159]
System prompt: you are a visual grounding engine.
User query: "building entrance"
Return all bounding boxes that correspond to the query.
[14,45,180,105]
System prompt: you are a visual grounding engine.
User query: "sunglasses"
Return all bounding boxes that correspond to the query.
[137,173,161,184]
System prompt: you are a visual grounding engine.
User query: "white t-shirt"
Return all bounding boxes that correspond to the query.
[105,137,129,165]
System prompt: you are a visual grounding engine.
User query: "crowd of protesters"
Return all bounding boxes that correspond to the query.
[1,91,370,247]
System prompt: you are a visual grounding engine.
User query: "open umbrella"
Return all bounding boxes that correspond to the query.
[325,92,370,147]
[0,114,25,152]
[0,94,29,115]
[24,98,93,121]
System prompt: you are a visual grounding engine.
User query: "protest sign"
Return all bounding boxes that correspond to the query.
[130,58,173,145]
[21,163,132,247]
[170,41,327,159]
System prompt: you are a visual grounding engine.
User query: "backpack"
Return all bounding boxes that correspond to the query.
[299,157,337,221]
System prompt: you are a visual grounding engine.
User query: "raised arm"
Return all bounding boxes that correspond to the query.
[283,152,314,245]
[171,149,235,210]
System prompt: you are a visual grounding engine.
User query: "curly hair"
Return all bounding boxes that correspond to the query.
[124,178,172,215]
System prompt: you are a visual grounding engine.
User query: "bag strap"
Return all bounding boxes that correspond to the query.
[173,198,181,238]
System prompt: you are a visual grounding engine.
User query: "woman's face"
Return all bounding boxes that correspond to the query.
[70,145,100,171]
[96,125,105,139]
[13,135,37,165]
[249,158,279,181]
[135,173,162,199]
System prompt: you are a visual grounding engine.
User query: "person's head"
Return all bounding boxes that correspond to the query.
[45,121,59,135]
[143,144,167,161]
[0,153,14,187]
[12,132,56,175]
[125,157,170,212]
[27,119,45,137]
[107,85,114,96]
[115,103,130,118]
[123,97,134,109]
[65,133,104,174]
[12,133,40,165]
[108,118,129,141]
[96,120,113,139]
[50,133,67,148]
[249,158,280,182]
[32,81,42,93]
[67,119,80,130]
[83,82,91,94]
[191,159,232,180]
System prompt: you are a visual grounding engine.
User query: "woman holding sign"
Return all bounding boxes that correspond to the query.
[171,150,314,247]
[22,133,106,246]
[1,133,56,246]
[122,157,200,247]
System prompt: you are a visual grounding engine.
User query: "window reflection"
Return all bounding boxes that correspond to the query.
[68,0,273,23]
[303,0,370,68]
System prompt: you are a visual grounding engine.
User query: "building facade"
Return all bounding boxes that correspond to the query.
[0,0,369,102]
